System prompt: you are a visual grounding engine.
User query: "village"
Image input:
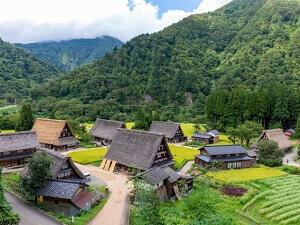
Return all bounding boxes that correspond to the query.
[0,113,299,225]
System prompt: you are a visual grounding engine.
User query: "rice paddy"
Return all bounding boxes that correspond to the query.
[67,147,108,164]
[168,145,199,169]
[241,175,300,225]
[207,166,286,182]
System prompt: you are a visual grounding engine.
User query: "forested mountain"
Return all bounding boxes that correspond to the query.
[32,0,300,124]
[0,39,61,101]
[16,36,123,71]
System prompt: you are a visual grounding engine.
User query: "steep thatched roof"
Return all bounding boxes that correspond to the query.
[20,148,85,179]
[251,129,292,150]
[104,129,173,170]
[0,131,40,153]
[89,119,126,140]
[32,118,78,146]
[149,121,182,139]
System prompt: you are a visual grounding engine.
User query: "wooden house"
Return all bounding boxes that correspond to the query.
[191,133,214,144]
[89,119,126,146]
[21,148,85,181]
[195,145,253,169]
[251,129,292,151]
[141,166,193,202]
[0,131,40,167]
[36,179,94,217]
[284,129,295,140]
[148,121,187,143]
[101,129,174,174]
[32,118,79,151]
[206,130,220,142]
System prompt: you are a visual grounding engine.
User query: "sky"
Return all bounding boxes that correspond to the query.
[0,0,232,43]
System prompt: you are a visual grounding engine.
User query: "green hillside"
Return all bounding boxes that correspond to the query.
[31,0,300,122]
[0,39,61,101]
[16,36,123,71]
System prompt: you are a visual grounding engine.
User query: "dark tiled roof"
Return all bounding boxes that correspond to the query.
[105,129,173,170]
[247,150,258,157]
[36,180,80,199]
[202,145,247,155]
[0,152,33,161]
[206,130,220,136]
[0,131,40,153]
[196,155,252,163]
[89,119,126,140]
[192,133,212,139]
[143,167,169,185]
[148,121,181,139]
[72,191,94,209]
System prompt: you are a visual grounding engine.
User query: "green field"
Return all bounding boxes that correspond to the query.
[168,145,199,169]
[207,166,287,182]
[240,175,300,225]
[67,148,107,164]
[0,130,15,134]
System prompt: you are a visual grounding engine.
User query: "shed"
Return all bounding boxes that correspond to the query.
[89,119,126,146]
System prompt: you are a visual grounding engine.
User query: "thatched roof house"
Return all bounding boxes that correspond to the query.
[89,119,126,146]
[149,121,187,143]
[32,118,79,151]
[21,148,85,180]
[251,129,291,151]
[101,129,174,173]
[0,131,40,167]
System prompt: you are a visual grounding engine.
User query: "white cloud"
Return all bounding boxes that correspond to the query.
[0,0,232,43]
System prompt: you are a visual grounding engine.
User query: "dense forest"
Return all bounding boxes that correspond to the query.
[0,39,61,101]
[29,0,299,126]
[16,36,123,71]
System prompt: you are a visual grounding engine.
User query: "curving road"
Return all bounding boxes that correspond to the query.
[75,164,132,225]
[5,192,62,225]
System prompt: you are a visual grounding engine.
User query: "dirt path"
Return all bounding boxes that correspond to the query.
[179,161,194,175]
[283,147,300,167]
[75,164,132,225]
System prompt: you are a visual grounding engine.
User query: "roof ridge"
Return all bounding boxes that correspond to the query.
[153,121,180,125]
[117,128,165,137]
[97,118,125,124]
[0,131,36,136]
[205,144,242,147]
[47,178,80,184]
[36,118,67,123]
[38,148,67,159]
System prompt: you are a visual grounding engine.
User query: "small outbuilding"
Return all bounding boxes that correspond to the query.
[101,129,174,174]
[141,166,193,202]
[251,129,292,151]
[284,129,295,140]
[0,131,40,167]
[191,133,214,144]
[206,130,220,142]
[195,145,253,169]
[89,119,126,146]
[148,121,187,143]
[32,118,79,151]
[36,179,94,217]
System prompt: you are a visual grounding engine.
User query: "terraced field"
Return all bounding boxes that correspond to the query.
[241,175,300,225]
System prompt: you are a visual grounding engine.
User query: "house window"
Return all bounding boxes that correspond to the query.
[226,154,230,157]
[227,163,232,169]
[232,162,237,168]
[235,153,239,156]
[237,162,242,168]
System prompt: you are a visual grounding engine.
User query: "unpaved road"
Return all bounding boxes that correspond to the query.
[179,161,194,175]
[5,192,62,225]
[76,164,132,225]
[283,147,300,167]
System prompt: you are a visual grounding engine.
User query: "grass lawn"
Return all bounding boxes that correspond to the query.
[1,130,15,133]
[207,166,287,182]
[67,148,108,165]
[169,145,199,169]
